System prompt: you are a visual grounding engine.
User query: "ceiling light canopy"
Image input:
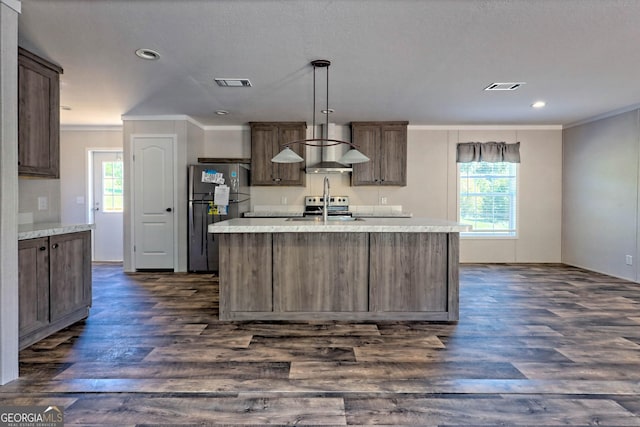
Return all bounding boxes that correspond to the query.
[531,101,546,108]
[271,60,369,170]
[135,48,160,60]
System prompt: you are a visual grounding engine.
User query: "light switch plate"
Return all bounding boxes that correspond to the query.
[37,196,48,211]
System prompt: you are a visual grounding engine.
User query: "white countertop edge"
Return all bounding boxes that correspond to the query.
[18,223,95,240]
[209,217,470,233]
[244,212,413,218]
[244,212,304,217]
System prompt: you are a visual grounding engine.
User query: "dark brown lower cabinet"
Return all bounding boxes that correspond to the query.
[18,237,50,337]
[19,231,92,349]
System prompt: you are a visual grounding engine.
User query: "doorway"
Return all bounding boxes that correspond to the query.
[90,151,124,261]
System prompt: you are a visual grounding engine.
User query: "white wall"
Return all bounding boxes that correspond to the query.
[18,177,60,223]
[563,110,640,281]
[57,120,563,269]
[201,124,563,263]
[59,128,123,224]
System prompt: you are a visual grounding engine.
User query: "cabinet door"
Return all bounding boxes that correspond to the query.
[379,123,407,186]
[18,48,62,178]
[369,233,448,312]
[350,123,380,186]
[250,122,306,186]
[351,121,407,186]
[18,238,50,336]
[275,124,306,186]
[49,231,92,322]
[250,124,278,185]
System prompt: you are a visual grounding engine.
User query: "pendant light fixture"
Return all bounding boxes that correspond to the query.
[271,60,369,170]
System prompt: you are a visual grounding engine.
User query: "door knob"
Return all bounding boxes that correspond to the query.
[166,208,172,212]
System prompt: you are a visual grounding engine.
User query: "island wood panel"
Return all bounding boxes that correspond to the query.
[273,233,368,312]
[218,233,273,318]
[369,232,448,312]
[447,233,460,321]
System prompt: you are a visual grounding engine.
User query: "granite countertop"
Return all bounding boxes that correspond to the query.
[209,217,470,233]
[18,222,95,240]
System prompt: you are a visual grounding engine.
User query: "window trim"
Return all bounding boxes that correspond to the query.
[457,162,519,239]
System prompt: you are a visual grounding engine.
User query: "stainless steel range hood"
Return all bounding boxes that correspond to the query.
[305,123,353,174]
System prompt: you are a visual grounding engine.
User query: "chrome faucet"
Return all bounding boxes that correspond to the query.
[322,176,330,223]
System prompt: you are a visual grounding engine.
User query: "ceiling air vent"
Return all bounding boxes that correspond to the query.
[214,78,252,87]
[484,82,526,91]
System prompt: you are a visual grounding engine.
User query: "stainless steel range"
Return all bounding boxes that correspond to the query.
[304,196,351,217]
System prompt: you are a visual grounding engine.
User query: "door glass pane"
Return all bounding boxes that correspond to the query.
[102,161,123,213]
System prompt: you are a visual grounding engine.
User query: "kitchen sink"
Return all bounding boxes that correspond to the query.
[286,216,365,222]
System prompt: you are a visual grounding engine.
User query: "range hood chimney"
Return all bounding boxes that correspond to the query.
[305,123,353,174]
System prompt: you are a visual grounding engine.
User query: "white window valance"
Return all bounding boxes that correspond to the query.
[456,141,520,163]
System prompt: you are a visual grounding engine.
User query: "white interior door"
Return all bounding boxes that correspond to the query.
[133,136,175,270]
[92,151,124,261]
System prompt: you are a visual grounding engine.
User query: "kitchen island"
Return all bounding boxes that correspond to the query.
[209,217,469,321]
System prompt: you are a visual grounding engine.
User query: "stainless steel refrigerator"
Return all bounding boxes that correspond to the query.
[188,163,250,272]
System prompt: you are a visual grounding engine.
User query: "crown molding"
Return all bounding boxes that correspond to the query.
[0,0,21,13]
[563,104,640,129]
[61,125,123,132]
[121,114,251,131]
[120,114,204,128]
[408,124,562,131]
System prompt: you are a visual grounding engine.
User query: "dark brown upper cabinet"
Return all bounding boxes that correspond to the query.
[18,47,63,178]
[250,122,307,186]
[351,121,408,186]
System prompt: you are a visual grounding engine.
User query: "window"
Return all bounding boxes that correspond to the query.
[459,161,517,236]
[102,161,123,212]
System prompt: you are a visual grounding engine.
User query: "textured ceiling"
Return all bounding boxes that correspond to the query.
[17,0,640,127]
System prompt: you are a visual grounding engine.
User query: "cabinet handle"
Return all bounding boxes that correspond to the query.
[166,208,172,212]
[39,246,46,251]
[51,243,59,249]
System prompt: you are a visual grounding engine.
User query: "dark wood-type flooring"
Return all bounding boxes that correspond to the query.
[2,263,640,425]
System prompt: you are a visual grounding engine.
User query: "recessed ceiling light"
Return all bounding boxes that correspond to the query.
[321,109,335,114]
[60,105,72,111]
[135,48,160,60]
[531,101,546,108]
[484,82,526,91]
[214,78,252,87]
[214,110,229,115]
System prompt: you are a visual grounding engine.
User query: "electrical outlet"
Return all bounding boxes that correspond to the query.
[380,196,387,205]
[281,196,288,205]
[37,196,48,211]
[626,255,633,266]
